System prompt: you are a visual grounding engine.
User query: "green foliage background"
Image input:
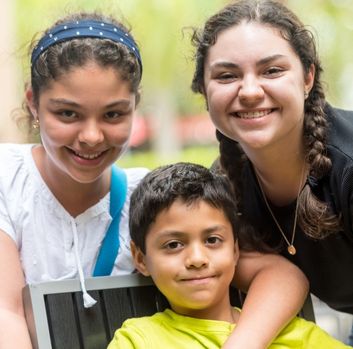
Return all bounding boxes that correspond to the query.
[17,0,353,110]
[16,0,228,114]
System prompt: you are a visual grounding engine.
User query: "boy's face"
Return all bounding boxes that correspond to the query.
[132,199,239,321]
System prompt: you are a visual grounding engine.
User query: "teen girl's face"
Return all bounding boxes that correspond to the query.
[203,21,314,153]
[27,62,135,184]
[133,199,238,322]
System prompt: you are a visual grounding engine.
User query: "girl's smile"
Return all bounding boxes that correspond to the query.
[28,62,136,186]
[204,21,314,152]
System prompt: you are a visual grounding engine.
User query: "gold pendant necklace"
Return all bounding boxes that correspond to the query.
[255,166,305,256]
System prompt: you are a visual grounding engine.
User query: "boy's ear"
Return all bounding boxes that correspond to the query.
[130,241,150,276]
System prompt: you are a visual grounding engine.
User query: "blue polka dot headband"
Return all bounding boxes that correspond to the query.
[31,19,142,74]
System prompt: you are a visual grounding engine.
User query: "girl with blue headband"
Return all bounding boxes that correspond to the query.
[0,12,148,348]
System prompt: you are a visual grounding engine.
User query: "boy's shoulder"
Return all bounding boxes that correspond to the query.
[108,311,170,349]
[108,309,234,349]
[121,310,167,329]
[272,317,350,348]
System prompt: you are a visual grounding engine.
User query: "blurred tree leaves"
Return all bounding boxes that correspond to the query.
[16,0,353,112]
[289,0,353,108]
[16,0,227,115]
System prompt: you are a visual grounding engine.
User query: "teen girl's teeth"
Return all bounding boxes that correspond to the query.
[236,109,273,119]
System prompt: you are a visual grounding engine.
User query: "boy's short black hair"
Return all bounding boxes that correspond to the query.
[129,162,239,253]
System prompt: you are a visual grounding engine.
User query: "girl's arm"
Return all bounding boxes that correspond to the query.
[222,251,308,349]
[0,230,32,349]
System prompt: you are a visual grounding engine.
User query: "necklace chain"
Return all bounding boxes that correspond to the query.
[255,165,306,255]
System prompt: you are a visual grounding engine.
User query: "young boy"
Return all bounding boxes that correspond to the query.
[108,162,350,349]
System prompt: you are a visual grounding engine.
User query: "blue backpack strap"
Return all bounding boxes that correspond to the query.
[93,165,127,276]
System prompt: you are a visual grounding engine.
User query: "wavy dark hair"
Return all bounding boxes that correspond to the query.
[191,0,341,240]
[129,162,240,254]
[17,12,142,137]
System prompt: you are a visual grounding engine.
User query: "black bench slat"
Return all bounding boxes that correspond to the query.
[23,274,159,349]
[74,290,108,349]
[101,288,134,339]
[45,293,81,349]
[129,285,162,316]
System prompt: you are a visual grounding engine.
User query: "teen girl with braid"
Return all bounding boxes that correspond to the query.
[192,0,353,347]
[0,9,308,349]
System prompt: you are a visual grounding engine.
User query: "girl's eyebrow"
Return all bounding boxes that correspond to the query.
[48,98,80,107]
[105,100,132,109]
[209,54,286,70]
[209,61,239,70]
[48,98,132,109]
[257,54,286,66]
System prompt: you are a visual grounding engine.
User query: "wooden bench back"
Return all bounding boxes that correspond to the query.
[23,274,168,349]
[23,274,315,349]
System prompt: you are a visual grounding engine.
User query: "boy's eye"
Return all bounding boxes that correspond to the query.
[206,236,222,245]
[164,240,183,250]
[105,111,121,119]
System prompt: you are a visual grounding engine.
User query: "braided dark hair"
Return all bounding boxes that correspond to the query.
[191,0,340,239]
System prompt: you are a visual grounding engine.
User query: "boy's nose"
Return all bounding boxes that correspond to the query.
[78,120,104,146]
[185,244,209,269]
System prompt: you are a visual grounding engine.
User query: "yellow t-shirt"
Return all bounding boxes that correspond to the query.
[108,308,351,348]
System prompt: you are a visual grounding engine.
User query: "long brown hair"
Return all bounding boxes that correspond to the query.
[191,0,341,239]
